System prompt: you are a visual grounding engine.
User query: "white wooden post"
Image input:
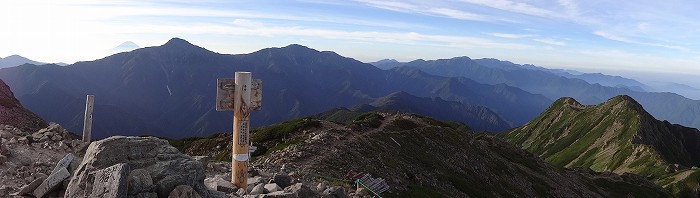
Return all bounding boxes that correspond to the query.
[82,95,94,142]
[216,72,262,189]
[232,72,252,188]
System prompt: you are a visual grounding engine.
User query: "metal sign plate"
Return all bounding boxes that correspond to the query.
[217,78,262,111]
[216,78,235,111]
[251,79,262,110]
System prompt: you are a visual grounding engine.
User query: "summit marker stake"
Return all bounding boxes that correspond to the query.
[217,72,262,188]
[82,95,94,142]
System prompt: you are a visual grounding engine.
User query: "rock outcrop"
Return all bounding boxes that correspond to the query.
[0,79,47,132]
[65,136,215,197]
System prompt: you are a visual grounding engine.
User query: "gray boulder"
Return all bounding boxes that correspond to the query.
[249,183,266,195]
[33,167,70,198]
[322,186,347,198]
[264,183,282,193]
[128,168,155,196]
[260,191,295,197]
[205,177,237,194]
[64,136,211,198]
[284,183,315,197]
[316,181,329,192]
[272,173,291,188]
[168,185,202,198]
[16,174,47,196]
[51,153,74,174]
[89,163,130,198]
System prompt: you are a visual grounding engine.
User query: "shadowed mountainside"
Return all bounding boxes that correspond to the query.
[0,38,549,138]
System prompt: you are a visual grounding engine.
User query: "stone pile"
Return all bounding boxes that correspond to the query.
[13,153,77,197]
[2,127,379,198]
[0,123,85,197]
[201,163,376,198]
[31,122,75,143]
[64,136,223,198]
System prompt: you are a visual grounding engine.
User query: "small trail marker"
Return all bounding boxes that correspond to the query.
[82,95,94,142]
[217,72,262,189]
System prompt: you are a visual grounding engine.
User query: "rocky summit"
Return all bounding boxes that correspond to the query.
[176,111,670,197]
[0,79,47,132]
[503,95,700,197]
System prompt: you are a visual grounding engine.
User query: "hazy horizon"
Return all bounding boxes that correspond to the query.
[2,0,699,85]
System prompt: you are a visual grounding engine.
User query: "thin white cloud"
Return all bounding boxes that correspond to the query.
[428,8,486,21]
[556,0,580,17]
[355,0,490,21]
[533,38,565,46]
[593,31,686,51]
[489,33,535,39]
[458,0,551,17]
[354,0,419,12]
[36,1,428,30]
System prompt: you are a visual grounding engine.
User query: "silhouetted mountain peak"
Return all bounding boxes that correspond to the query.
[147,38,214,55]
[279,44,318,53]
[6,55,24,59]
[164,37,191,46]
[372,59,398,64]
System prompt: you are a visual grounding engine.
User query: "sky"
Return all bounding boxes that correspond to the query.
[2,0,700,80]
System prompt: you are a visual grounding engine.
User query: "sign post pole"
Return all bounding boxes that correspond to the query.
[216,72,262,189]
[82,95,94,142]
[232,72,251,188]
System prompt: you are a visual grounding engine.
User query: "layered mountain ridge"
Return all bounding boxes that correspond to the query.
[352,91,513,131]
[398,56,700,130]
[0,55,45,69]
[503,95,700,196]
[0,38,549,138]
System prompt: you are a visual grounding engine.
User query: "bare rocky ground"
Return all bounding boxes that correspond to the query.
[0,123,84,197]
[0,122,363,198]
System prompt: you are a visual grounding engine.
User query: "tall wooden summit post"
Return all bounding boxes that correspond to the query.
[216,72,262,188]
[82,95,94,142]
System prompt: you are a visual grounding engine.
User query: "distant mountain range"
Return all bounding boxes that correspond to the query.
[502,95,700,197]
[391,56,700,130]
[369,59,403,70]
[351,91,513,131]
[0,38,549,138]
[3,38,699,138]
[370,58,648,91]
[0,55,45,69]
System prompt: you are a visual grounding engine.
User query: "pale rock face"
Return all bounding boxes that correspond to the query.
[249,183,266,195]
[89,163,130,198]
[263,183,282,193]
[64,136,214,198]
[204,177,237,194]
